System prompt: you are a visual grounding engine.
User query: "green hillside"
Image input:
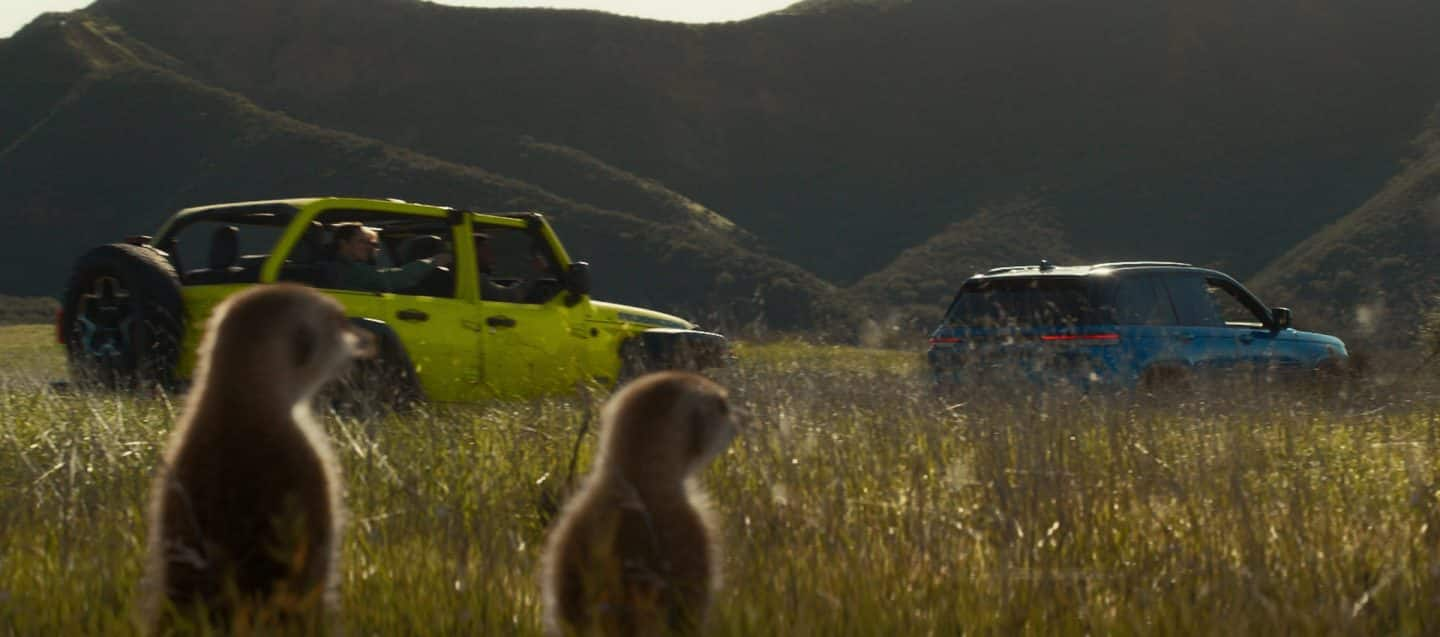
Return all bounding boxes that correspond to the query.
[85,0,1440,283]
[0,13,181,152]
[1249,106,1440,344]
[83,0,751,245]
[850,198,1083,329]
[0,62,851,331]
[502,136,753,242]
[775,0,913,16]
[4,0,1440,335]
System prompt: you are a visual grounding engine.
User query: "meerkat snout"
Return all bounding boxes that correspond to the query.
[685,387,739,473]
[140,284,359,634]
[541,371,738,636]
[284,302,375,401]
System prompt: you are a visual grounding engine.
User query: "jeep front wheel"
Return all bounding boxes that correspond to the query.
[617,330,731,384]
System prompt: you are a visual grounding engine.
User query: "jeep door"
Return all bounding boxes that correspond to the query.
[277,204,483,402]
[471,219,592,398]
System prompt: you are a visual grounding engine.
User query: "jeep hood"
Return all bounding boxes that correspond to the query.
[588,301,694,330]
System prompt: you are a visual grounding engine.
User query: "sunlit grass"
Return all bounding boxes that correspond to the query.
[2,324,1439,634]
[0,324,63,382]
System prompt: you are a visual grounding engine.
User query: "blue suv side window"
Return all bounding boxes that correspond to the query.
[1203,278,1269,327]
[1110,275,1177,325]
[1160,275,1223,327]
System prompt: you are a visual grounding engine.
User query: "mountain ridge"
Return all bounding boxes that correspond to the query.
[3,0,1440,338]
[83,0,1440,282]
[1250,104,1440,344]
[0,57,854,331]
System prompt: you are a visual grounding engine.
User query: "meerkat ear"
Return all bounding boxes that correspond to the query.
[292,324,316,368]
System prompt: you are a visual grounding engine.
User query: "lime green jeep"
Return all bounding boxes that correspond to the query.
[58,197,729,402]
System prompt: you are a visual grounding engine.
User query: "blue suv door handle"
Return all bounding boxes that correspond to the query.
[1176,332,1197,342]
[1237,333,1255,344]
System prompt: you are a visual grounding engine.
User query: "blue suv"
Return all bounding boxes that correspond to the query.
[926,261,1348,391]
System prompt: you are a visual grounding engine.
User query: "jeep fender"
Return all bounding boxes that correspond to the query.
[619,328,730,380]
[346,317,425,405]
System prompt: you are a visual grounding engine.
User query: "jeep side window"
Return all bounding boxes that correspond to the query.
[1203,278,1269,328]
[173,220,286,286]
[297,210,458,298]
[475,226,563,304]
[1109,274,1177,325]
[272,221,330,287]
[1159,274,1223,327]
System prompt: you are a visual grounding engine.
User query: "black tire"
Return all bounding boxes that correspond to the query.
[1138,364,1194,400]
[617,330,730,385]
[334,356,424,412]
[325,319,424,416]
[60,243,184,390]
[1312,355,1364,399]
[618,338,650,383]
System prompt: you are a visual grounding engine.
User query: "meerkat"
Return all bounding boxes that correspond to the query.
[140,284,373,634]
[540,371,739,636]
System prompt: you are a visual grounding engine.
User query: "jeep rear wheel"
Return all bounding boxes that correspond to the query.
[60,244,184,390]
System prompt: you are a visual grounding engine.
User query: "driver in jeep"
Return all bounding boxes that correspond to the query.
[327,223,452,293]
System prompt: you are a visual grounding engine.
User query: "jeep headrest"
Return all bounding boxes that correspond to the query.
[288,221,326,263]
[399,234,445,264]
[209,225,239,270]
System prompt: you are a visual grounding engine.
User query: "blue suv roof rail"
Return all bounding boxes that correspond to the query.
[1091,261,1192,270]
[984,265,1038,274]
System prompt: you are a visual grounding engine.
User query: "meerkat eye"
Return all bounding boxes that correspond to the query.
[292,325,316,368]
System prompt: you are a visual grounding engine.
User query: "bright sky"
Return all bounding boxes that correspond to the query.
[2,1,798,38]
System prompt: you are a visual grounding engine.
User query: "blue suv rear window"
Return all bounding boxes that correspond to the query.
[944,278,1096,328]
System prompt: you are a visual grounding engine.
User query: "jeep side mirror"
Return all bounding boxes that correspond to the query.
[1270,307,1292,330]
[564,261,592,297]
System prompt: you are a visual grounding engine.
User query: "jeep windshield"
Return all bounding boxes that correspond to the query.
[943,277,1097,329]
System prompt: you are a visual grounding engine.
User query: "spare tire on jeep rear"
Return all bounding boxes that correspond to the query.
[60,243,184,389]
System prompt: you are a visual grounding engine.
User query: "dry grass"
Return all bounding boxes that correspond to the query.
[2,325,1439,634]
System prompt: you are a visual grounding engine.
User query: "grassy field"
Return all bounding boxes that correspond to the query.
[3,325,1440,634]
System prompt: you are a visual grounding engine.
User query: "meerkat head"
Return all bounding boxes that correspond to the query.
[596,371,739,483]
[198,284,375,404]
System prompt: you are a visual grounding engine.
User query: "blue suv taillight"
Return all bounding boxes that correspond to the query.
[1040,333,1120,344]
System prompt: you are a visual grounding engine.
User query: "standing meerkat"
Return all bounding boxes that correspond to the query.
[140,284,372,634]
[541,371,739,636]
